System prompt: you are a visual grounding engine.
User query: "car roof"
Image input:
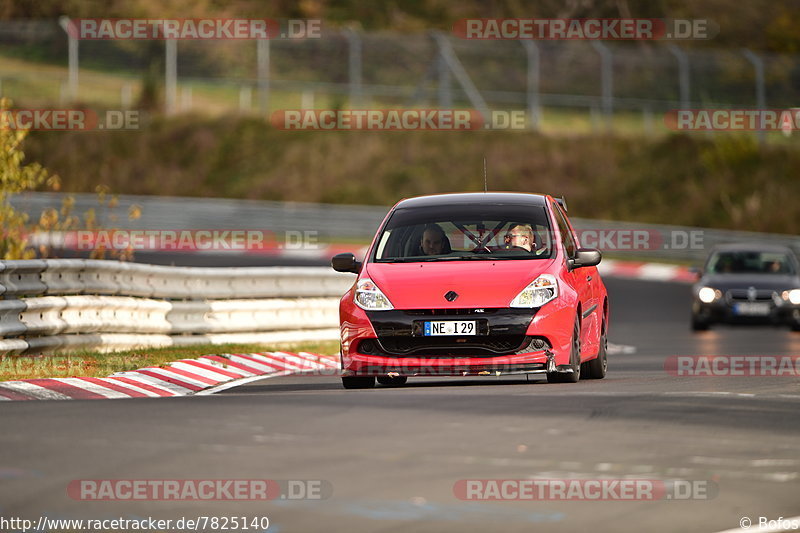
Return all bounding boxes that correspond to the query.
[711,242,796,254]
[394,192,549,209]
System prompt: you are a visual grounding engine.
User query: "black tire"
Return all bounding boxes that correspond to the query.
[790,311,800,331]
[691,314,710,331]
[377,376,408,386]
[341,376,375,389]
[583,319,608,379]
[547,314,581,384]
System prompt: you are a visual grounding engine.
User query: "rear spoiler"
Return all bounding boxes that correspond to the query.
[555,196,568,212]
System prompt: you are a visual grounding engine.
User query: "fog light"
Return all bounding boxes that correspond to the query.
[531,338,547,350]
[359,339,376,354]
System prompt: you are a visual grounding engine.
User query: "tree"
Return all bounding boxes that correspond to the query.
[0,97,139,260]
[0,97,60,259]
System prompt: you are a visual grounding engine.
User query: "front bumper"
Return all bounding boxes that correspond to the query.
[341,305,575,376]
[342,352,555,377]
[693,299,800,325]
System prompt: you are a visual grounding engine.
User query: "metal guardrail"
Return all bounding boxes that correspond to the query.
[567,218,800,264]
[12,192,800,264]
[0,259,353,355]
[10,193,389,241]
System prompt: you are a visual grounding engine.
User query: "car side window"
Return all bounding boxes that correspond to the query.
[552,203,577,258]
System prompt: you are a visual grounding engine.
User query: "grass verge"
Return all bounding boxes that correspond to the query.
[0,341,340,381]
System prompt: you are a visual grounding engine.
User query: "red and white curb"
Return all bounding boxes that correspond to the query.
[599,259,696,283]
[0,352,340,401]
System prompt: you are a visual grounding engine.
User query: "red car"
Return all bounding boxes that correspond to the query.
[331,192,609,389]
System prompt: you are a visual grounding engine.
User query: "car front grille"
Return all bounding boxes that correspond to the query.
[363,308,540,357]
[725,289,777,303]
[379,335,524,356]
[362,335,550,357]
[403,308,500,316]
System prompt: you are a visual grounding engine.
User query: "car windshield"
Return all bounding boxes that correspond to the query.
[373,204,554,263]
[707,251,796,274]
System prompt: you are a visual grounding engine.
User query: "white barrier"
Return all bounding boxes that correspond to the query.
[0,300,27,337]
[0,259,353,354]
[167,298,339,334]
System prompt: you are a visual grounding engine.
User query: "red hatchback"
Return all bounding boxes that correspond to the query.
[331,192,609,389]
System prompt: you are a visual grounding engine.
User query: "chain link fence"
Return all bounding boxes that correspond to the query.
[1,20,799,133]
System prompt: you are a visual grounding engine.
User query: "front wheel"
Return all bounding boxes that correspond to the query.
[547,314,581,384]
[342,376,376,389]
[691,314,710,331]
[789,310,800,331]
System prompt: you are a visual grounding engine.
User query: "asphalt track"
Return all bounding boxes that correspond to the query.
[1,277,799,533]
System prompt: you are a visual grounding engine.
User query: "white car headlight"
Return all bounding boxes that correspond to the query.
[510,274,558,308]
[697,287,719,304]
[788,289,800,305]
[354,278,394,311]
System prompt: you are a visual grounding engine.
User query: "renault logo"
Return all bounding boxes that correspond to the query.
[747,286,757,302]
[444,290,459,302]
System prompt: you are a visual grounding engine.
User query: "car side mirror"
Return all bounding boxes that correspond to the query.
[331,253,362,274]
[569,248,602,270]
[688,266,702,279]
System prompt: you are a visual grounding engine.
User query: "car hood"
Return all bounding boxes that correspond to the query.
[698,274,800,292]
[363,258,558,309]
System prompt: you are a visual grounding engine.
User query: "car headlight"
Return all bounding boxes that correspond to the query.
[697,286,721,304]
[782,289,800,305]
[354,278,394,311]
[510,274,558,308]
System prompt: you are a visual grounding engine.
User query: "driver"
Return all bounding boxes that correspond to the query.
[503,224,535,252]
[421,223,448,255]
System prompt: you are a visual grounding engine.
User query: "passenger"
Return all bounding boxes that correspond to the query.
[420,224,449,255]
[768,260,783,273]
[503,224,535,252]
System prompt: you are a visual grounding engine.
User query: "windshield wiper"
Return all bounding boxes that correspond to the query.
[424,255,517,261]
[381,255,525,263]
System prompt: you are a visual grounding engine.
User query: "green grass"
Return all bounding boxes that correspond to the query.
[0,341,340,381]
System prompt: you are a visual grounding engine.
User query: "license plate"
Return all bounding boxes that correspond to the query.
[733,302,771,316]
[424,320,476,336]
